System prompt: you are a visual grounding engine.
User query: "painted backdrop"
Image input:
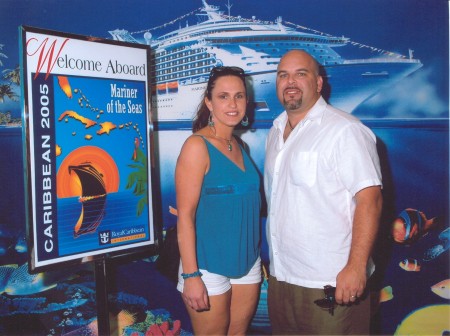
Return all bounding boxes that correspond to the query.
[0,0,448,335]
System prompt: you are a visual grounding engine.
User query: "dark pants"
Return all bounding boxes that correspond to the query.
[268,275,371,335]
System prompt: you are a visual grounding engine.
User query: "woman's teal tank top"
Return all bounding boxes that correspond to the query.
[195,136,261,278]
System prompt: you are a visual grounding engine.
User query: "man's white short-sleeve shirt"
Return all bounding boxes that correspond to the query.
[264,97,382,288]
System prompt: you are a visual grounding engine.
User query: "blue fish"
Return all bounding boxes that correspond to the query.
[4,263,55,295]
[423,227,450,261]
[0,264,18,293]
[4,262,79,296]
[14,234,27,253]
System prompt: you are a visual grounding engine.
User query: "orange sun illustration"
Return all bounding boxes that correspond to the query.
[57,146,119,198]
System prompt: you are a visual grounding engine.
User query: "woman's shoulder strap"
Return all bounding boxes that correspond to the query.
[234,136,249,154]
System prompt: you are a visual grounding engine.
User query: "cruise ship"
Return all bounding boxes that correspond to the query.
[109,0,422,125]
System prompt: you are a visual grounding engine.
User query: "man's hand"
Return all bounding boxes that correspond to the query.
[335,264,366,305]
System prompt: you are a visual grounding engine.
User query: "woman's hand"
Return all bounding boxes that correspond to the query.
[182,276,210,311]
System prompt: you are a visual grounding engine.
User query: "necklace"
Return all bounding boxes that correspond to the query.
[210,127,233,151]
[287,119,295,130]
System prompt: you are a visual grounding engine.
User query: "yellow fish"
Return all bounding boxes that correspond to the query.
[431,279,450,299]
[394,304,450,335]
[169,205,178,216]
[379,285,393,303]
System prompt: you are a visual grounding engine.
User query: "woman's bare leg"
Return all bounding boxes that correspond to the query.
[185,289,232,335]
[228,283,261,335]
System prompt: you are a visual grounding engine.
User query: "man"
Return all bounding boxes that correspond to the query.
[264,49,383,335]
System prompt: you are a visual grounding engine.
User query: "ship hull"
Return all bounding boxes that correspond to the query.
[152,60,422,125]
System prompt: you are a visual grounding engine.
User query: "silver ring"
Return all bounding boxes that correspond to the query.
[351,295,356,298]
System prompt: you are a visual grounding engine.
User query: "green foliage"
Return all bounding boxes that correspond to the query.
[125,146,149,217]
[0,83,18,103]
[3,65,21,86]
[0,111,11,124]
[123,310,173,333]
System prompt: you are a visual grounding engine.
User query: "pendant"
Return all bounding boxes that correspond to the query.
[227,141,232,151]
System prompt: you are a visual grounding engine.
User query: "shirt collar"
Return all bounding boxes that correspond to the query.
[273,96,327,131]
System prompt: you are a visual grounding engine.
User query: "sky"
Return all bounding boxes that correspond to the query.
[0,0,448,117]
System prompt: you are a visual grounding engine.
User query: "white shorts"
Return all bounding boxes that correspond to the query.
[177,257,262,296]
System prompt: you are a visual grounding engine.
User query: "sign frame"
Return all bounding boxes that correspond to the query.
[20,26,158,273]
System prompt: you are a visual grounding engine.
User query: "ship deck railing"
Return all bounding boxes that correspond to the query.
[343,58,422,64]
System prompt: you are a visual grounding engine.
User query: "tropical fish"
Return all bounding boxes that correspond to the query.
[394,304,450,335]
[58,76,73,98]
[14,233,27,253]
[399,258,421,272]
[0,264,18,292]
[423,227,450,261]
[168,206,178,216]
[438,227,449,241]
[4,262,78,296]
[379,285,394,303]
[4,263,57,295]
[431,279,450,299]
[391,208,438,244]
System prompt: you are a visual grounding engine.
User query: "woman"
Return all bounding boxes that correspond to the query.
[175,66,261,335]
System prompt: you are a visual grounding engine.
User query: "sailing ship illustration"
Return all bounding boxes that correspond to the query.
[68,163,107,238]
[109,0,423,124]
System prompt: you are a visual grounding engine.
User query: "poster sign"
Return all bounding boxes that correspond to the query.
[20,26,155,272]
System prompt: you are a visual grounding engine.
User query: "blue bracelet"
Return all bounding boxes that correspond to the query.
[181,270,203,279]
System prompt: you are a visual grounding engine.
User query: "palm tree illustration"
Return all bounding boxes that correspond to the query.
[0,84,18,103]
[126,145,148,216]
[3,65,20,86]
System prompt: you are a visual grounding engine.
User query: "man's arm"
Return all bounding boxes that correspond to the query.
[335,185,383,304]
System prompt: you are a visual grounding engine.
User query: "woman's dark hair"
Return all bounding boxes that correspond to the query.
[192,66,247,132]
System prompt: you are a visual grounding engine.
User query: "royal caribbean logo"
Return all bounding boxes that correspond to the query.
[98,230,111,245]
